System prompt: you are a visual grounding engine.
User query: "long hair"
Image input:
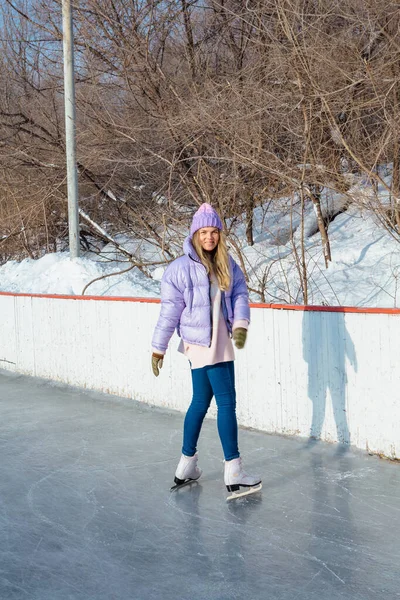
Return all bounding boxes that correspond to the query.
[192,230,231,291]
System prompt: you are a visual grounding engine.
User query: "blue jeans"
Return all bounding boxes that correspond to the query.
[182,361,240,461]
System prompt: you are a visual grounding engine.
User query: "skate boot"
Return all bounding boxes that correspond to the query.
[170,453,202,491]
[224,457,262,500]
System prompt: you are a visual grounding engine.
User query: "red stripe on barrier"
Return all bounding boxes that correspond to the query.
[0,291,399,314]
[249,303,400,314]
[0,291,160,303]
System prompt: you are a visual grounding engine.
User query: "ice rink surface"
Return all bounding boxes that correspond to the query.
[0,369,399,600]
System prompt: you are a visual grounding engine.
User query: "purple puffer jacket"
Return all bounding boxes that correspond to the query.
[152,237,250,353]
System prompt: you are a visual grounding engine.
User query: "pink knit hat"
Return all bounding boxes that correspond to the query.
[190,203,223,238]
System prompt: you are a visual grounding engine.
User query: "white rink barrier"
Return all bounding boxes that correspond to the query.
[0,292,399,459]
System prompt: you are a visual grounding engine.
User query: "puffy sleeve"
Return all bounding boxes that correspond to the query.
[231,260,250,323]
[151,264,186,353]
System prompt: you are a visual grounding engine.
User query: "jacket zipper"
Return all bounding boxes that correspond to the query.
[221,292,231,335]
[208,275,213,347]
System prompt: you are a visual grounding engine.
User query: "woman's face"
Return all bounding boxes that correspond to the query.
[198,227,220,252]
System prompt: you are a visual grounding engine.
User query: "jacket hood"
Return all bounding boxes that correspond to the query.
[183,236,200,262]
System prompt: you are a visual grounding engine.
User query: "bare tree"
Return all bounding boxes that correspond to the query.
[1,0,400,305]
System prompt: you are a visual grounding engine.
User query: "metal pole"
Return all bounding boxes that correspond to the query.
[62,0,80,258]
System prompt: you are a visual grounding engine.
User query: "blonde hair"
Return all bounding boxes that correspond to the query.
[192,230,231,291]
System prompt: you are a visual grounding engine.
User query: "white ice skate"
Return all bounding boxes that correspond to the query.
[170,453,202,491]
[224,457,262,501]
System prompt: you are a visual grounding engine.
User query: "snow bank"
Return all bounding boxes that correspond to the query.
[1,196,400,307]
[0,253,160,298]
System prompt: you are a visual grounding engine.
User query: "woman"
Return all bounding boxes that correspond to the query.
[151,203,261,500]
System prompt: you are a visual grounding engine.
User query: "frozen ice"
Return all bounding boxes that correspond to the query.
[0,369,399,599]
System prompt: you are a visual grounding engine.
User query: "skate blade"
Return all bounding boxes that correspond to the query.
[170,479,199,492]
[226,483,262,501]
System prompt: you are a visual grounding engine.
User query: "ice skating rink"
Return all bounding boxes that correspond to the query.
[0,369,399,600]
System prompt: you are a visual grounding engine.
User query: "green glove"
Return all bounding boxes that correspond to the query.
[152,352,164,377]
[232,327,247,349]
